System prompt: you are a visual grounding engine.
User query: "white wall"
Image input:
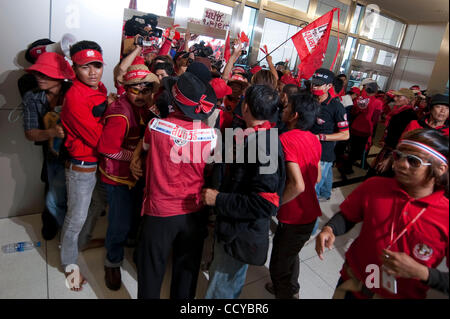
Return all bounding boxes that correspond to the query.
[0,0,136,219]
[391,22,447,90]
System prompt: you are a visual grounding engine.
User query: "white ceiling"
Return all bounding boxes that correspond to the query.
[359,0,449,23]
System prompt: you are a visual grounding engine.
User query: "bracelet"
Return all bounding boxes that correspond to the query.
[319,134,326,141]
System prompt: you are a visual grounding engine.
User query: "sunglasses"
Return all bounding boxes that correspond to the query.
[392,150,432,168]
[128,86,152,95]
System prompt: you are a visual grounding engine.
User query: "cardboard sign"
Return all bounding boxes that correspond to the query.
[202,8,230,30]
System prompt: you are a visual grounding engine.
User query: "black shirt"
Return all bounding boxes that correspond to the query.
[384,108,417,150]
[311,94,349,162]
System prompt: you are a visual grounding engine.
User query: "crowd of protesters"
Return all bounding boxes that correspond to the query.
[21,20,448,299]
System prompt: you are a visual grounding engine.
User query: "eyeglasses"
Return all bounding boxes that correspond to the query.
[128,86,152,95]
[392,150,432,168]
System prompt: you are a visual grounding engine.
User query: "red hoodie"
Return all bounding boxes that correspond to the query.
[61,79,107,162]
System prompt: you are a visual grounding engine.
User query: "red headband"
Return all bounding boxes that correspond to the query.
[124,69,151,82]
[172,84,214,114]
[71,49,103,65]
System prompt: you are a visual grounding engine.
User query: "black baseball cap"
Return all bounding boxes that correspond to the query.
[430,94,449,107]
[311,68,335,86]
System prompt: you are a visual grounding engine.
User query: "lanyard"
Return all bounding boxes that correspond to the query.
[386,207,427,250]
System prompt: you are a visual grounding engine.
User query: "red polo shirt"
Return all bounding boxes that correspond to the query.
[277,129,322,225]
[61,79,107,162]
[339,177,449,299]
[141,111,216,217]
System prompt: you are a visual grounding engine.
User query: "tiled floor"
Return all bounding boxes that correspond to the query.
[0,169,447,299]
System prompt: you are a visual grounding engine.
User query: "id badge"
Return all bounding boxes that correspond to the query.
[381,266,398,294]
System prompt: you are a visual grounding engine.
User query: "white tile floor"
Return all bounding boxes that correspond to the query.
[0,179,447,299]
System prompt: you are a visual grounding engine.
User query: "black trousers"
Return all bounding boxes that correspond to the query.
[136,211,208,299]
[269,220,316,298]
[349,134,369,166]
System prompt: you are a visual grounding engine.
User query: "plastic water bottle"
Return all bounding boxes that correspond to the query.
[1,241,41,254]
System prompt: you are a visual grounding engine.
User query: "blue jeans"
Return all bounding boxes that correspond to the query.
[205,241,249,299]
[60,164,97,267]
[45,159,67,227]
[315,161,333,199]
[104,183,133,268]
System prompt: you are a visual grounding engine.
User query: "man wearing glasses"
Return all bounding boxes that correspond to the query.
[97,64,159,291]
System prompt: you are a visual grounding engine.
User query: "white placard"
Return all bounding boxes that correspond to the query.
[202,8,230,30]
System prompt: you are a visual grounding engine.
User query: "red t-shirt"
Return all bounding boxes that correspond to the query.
[277,129,322,225]
[339,177,449,299]
[61,80,107,162]
[402,119,449,137]
[141,112,216,217]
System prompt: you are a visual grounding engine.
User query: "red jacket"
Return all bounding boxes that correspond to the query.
[61,80,107,162]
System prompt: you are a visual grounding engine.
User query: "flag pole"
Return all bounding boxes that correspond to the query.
[250,22,309,68]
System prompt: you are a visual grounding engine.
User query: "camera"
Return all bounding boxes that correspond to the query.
[125,14,163,38]
[191,41,214,58]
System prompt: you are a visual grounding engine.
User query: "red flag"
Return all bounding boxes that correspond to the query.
[239,31,249,45]
[224,31,231,62]
[291,8,339,80]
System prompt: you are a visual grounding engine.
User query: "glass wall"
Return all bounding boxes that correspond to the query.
[316,0,348,26]
[376,50,395,67]
[270,0,310,13]
[322,35,342,70]
[349,4,364,34]
[360,11,405,47]
[355,44,375,62]
[257,18,300,70]
[339,36,357,75]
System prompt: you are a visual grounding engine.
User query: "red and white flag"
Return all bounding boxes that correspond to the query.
[291,8,340,80]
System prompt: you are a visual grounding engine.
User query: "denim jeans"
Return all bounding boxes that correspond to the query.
[45,159,67,227]
[315,161,333,199]
[104,183,133,268]
[60,164,97,268]
[77,180,107,250]
[205,241,249,299]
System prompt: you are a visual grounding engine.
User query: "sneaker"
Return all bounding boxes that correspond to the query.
[104,266,121,291]
[318,197,331,202]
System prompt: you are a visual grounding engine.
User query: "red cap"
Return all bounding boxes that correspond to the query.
[26,52,75,80]
[131,56,146,65]
[386,89,396,98]
[350,87,361,95]
[71,49,104,65]
[210,78,232,99]
[250,66,262,74]
[280,73,299,86]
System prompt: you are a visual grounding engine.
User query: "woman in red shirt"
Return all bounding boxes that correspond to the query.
[316,129,449,298]
[403,94,449,137]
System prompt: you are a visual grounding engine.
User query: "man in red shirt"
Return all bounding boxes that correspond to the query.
[347,82,383,172]
[60,41,107,291]
[316,129,449,298]
[134,71,217,299]
[97,64,159,291]
[265,93,322,299]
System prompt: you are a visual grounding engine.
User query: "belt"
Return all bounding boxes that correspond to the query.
[69,158,97,166]
[65,161,97,173]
